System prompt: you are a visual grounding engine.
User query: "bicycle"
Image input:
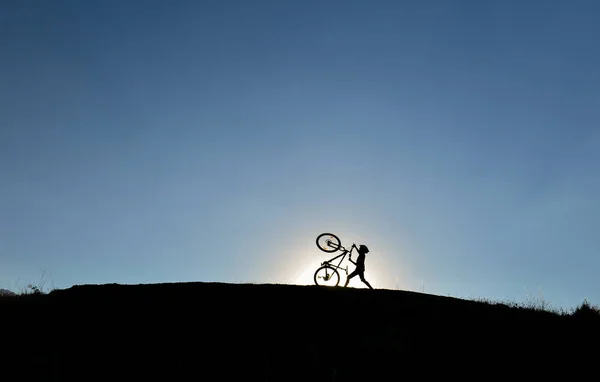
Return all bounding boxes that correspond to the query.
[313,232,358,287]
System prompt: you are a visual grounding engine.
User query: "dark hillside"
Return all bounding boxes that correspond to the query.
[2,282,598,381]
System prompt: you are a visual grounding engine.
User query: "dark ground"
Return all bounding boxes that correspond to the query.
[2,282,598,381]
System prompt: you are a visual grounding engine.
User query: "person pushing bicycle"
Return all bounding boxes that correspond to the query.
[344,244,373,289]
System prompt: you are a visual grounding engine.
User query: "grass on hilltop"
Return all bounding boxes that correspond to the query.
[2,272,598,320]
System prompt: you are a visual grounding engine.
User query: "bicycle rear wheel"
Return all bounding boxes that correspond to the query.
[314,265,340,287]
[316,233,341,253]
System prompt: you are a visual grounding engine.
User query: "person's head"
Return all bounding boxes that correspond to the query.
[358,244,369,255]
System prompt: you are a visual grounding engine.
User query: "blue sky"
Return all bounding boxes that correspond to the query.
[1,0,599,310]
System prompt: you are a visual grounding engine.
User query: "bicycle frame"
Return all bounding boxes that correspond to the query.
[321,245,355,275]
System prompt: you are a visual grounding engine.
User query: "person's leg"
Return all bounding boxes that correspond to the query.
[359,273,373,289]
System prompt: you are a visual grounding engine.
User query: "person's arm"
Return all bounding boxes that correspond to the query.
[349,244,357,265]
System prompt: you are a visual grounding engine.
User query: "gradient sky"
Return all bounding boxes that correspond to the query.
[1,0,599,310]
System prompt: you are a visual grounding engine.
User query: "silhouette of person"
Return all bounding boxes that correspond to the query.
[344,244,373,289]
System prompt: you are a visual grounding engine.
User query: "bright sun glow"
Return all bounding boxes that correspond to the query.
[271,230,407,291]
[294,264,322,286]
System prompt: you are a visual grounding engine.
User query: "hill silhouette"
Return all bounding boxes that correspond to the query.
[2,282,598,381]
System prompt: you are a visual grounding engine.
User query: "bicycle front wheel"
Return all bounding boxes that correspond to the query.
[314,265,340,287]
[316,233,341,253]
